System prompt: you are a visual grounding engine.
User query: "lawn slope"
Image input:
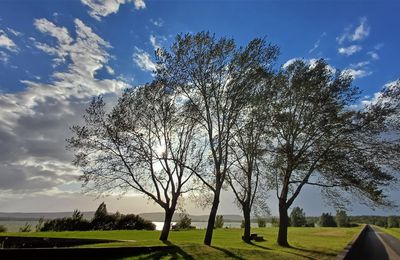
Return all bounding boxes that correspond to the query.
[0,227,361,259]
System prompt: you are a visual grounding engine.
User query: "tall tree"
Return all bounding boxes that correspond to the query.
[266,59,396,246]
[290,207,306,227]
[68,82,203,241]
[226,81,271,242]
[156,32,278,245]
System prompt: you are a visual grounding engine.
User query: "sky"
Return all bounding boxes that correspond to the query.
[0,0,399,216]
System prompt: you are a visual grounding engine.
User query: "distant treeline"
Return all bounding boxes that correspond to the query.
[349,215,400,228]
[37,203,155,232]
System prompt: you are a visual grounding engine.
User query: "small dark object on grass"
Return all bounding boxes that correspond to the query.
[242,233,265,242]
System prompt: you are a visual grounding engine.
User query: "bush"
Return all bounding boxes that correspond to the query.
[290,207,306,227]
[35,217,44,232]
[115,214,155,230]
[336,210,351,227]
[19,222,32,232]
[318,213,337,227]
[240,220,245,228]
[387,216,399,228]
[305,218,315,227]
[172,213,195,230]
[214,215,224,228]
[271,217,279,227]
[0,225,7,232]
[257,218,266,228]
[39,203,155,232]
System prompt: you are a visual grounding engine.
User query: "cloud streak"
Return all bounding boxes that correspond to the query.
[133,47,157,72]
[0,18,129,196]
[81,0,146,20]
[337,17,370,44]
[338,45,362,56]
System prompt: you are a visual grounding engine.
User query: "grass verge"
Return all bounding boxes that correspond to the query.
[0,227,361,259]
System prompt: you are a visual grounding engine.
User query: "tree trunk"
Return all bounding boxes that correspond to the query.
[242,206,251,243]
[204,190,220,245]
[159,208,174,241]
[277,201,290,247]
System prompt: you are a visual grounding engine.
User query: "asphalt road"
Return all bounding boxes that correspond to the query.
[349,225,400,260]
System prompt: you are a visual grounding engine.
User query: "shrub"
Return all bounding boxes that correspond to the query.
[257,218,266,228]
[271,217,279,227]
[116,214,155,230]
[387,216,399,228]
[172,213,194,231]
[240,220,245,228]
[290,207,306,227]
[35,217,44,232]
[19,222,32,232]
[318,213,337,227]
[214,215,224,228]
[336,210,350,227]
[39,203,155,232]
[0,225,7,232]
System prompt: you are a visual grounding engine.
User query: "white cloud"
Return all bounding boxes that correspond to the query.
[106,65,115,75]
[351,17,370,41]
[81,0,146,21]
[133,47,157,72]
[150,18,164,27]
[367,51,379,60]
[350,61,370,69]
[7,28,22,37]
[134,0,145,9]
[149,34,166,51]
[0,18,129,195]
[336,17,370,44]
[0,29,17,52]
[338,45,362,56]
[308,32,326,54]
[341,68,372,79]
[0,50,10,64]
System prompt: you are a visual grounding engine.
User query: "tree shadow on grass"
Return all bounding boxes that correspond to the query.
[289,246,336,257]
[247,241,272,251]
[210,246,244,260]
[276,245,336,260]
[135,241,194,260]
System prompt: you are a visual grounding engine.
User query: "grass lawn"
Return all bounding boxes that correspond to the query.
[0,227,361,259]
[377,227,400,239]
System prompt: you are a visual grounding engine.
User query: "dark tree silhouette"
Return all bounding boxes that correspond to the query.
[68,82,203,241]
[265,59,396,246]
[156,32,278,245]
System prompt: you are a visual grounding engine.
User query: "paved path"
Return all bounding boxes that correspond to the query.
[350,225,400,260]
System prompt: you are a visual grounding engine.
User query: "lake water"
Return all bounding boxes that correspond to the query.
[0,220,267,232]
[153,221,263,230]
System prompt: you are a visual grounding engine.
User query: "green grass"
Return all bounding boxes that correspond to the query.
[377,227,400,239]
[0,227,361,259]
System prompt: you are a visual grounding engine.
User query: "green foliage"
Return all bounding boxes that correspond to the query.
[305,218,316,227]
[0,225,6,232]
[214,215,224,229]
[257,218,266,228]
[318,213,337,227]
[335,210,350,227]
[19,222,32,232]
[35,217,44,232]
[271,217,279,227]
[173,213,194,230]
[387,216,399,228]
[290,207,307,227]
[40,203,155,232]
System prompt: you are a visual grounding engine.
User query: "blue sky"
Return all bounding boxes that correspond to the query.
[0,0,399,215]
